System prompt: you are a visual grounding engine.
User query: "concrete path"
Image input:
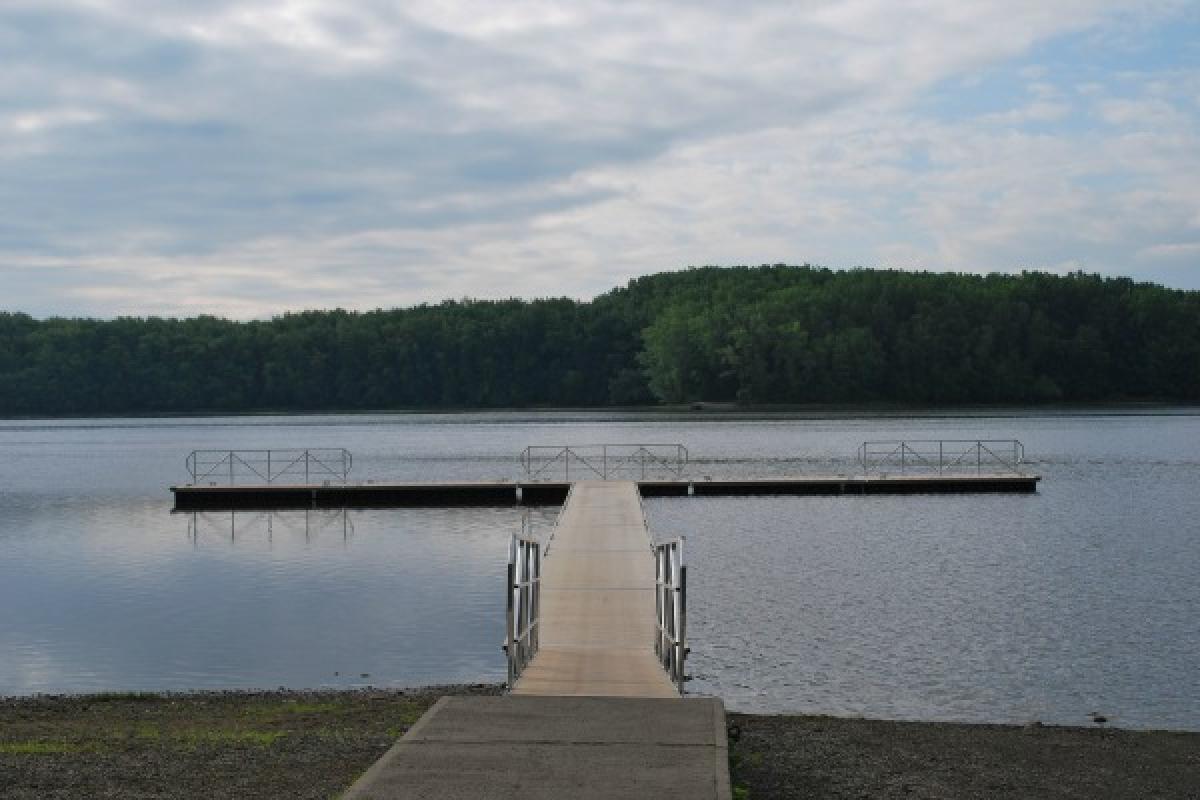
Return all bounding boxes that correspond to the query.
[512,480,677,698]
[341,695,731,800]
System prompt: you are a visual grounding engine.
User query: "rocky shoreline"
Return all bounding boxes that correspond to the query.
[2,687,1197,799]
[726,711,1200,799]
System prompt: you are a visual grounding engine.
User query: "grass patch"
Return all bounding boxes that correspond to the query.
[0,686,501,798]
[87,691,161,703]
[135,723,162,741]
[385,705,426,727]
[181,729,289,747]
[0,740,82,755]
[728,743,754,799]
[277,702,340,715]
[244,701,342,718]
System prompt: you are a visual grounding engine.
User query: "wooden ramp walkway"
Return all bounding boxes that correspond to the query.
[512,481,678,698]
[343,480,730,799]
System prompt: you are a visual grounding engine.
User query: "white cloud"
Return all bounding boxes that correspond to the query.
[0,0,1197,317]
[1098,96,1189,127]
[1138,242,1200,261]
[6,107,101,134]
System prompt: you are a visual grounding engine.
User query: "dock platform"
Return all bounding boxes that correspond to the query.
[171,473,1039,510]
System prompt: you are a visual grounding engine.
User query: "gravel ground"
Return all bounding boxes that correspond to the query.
[727,712,1200,799]
[0,685,500,800]
[3,689,1197,799]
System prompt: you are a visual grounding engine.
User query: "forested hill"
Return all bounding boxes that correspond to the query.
[2,266,1199,415]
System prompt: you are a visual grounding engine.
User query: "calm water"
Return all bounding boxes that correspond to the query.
[1,410,1198,730]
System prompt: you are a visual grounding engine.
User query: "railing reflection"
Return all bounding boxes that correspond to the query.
[185,509,355,546]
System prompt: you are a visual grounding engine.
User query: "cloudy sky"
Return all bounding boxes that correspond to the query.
[3,1,1199,318]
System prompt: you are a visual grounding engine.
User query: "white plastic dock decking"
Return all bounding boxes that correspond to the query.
[511,480,678,698]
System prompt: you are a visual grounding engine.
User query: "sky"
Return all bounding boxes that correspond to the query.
[2,0,1199,319]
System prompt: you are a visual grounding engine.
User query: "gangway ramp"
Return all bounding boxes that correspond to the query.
[511,480,678,698]
[344,480,730,799]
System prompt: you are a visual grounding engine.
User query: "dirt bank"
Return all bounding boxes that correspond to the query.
[0,685,499,799]
[727,712,1200,799]
[3,689,1197,799]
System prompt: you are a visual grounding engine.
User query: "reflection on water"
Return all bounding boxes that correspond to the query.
[1,410,1199,730]
[0,498,559,695]
[186,510,356,547]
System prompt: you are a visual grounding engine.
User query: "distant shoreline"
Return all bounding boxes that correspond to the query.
[7,268,1198,417]
[3,401,1200,422]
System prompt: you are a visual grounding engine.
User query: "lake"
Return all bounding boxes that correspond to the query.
[1,409,1198,730]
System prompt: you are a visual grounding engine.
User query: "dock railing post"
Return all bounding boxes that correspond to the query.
[517,543,526,668]
[505,536,516,688]
[504,532,541,689]
[653,537,687,696]
[532,541,540,654]
[678,559,687,695]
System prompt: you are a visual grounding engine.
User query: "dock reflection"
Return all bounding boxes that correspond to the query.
[185,509,354,546]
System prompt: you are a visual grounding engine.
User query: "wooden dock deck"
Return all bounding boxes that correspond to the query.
[171,473,1039,510]
[511,481,677,698]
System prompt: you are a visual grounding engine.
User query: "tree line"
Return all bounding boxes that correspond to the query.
[1,266,1198,415]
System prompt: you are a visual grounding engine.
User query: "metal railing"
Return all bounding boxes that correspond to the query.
[858,439,1024,477]
[654,537,688,695]
[504,532,541,688]
[185,449,352,485]
[520,444,688,481]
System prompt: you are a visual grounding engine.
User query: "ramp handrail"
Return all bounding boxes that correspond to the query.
[185,448,352,485]
[520,444,688,481]
[858,439,1024,477]
[654,537,688,695]
[504,533,541,688]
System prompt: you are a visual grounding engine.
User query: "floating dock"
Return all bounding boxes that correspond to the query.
[171,473,1039,510]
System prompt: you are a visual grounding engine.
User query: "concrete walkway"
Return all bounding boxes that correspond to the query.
[342,695,731,800]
